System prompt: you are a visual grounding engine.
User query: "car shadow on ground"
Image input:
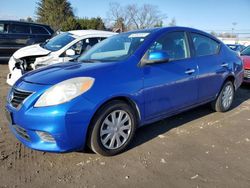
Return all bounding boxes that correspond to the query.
[127,86,250,152]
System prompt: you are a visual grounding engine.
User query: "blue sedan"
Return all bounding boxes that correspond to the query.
[5,27,244,156]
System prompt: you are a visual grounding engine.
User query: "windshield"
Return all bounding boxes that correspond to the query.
[41,32,76,51]
[78,32,151,62]
[241,46,250,56]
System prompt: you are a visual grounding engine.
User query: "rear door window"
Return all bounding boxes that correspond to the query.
[10,24,30,34]
[0,23,8,33]
[191,33,220,56]
[31,25,49,35]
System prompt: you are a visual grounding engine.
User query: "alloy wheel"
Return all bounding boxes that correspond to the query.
[222,85,234,109]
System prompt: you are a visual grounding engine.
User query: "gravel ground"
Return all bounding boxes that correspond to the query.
[0,63,250,188]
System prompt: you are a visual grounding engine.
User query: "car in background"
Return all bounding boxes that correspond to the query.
[5,27,243,156]
[227,44,246,52]
[6,30,116,86]
[240,45,250,83]
[0,20,54,61]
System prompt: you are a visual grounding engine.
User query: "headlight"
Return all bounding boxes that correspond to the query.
[34,77,95,107]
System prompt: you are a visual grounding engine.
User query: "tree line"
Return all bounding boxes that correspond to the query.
[23,0,177,32]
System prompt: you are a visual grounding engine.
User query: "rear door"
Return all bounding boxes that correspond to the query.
[142,31,199,119]
[189,32,223,102]
[9,23,31,49]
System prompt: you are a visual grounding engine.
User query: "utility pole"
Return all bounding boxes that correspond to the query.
[232,22,237,38]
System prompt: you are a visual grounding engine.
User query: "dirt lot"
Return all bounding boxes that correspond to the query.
[0,63,250,188]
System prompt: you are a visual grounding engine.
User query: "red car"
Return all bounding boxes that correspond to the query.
[241,46,250,83]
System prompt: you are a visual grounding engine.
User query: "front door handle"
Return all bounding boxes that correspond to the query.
[185,69,195,75]
[221,63,229,67]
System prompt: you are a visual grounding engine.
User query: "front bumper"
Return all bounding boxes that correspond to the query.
[6,69,23,86]
[5,81,96,152]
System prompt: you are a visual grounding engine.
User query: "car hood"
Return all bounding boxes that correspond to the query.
[21,61,117,85]
[13,44,51,59]
[241,56,250,69]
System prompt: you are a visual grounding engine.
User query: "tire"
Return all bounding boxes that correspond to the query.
[211,81,235,112]
[87,100,137,156]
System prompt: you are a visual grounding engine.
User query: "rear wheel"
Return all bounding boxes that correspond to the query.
[211,81,235,112]
[87,100,137,156]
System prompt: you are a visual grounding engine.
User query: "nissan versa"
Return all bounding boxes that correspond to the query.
[5,27,243,156]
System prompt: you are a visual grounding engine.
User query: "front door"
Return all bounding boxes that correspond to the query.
[142,31,198,120]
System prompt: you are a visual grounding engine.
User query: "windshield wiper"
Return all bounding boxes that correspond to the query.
[79,59,103,63]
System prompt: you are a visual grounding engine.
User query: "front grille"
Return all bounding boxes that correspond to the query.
[244,69,250,79]
[10,88,33,108]
[13,125,30,141]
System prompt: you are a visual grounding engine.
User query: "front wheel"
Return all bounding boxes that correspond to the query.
[211,81,235,112]
[87,100,137,156]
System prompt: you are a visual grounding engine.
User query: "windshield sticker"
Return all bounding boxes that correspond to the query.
[129,33,149,38]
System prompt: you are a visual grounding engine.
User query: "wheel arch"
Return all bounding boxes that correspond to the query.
[85,96,142,145]
[223,75,236,89]
[100,96,141,121]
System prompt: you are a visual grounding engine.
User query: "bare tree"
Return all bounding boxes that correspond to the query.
[106,2,132,31]
[107,2,166,31]
[169,17,176,26]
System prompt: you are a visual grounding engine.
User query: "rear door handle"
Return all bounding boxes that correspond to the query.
[185,69,195,75]
[221,63,229,67]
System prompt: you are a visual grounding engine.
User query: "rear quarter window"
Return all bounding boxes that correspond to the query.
[191,33,220,57]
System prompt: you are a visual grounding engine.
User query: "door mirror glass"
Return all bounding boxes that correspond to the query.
[143,50,170,64]
[66,49,75,56]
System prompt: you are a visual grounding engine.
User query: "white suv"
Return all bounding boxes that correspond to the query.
[7,30,116,86]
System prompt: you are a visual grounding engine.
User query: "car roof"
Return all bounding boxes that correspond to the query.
[127,26,215,36]
[68,30,116,37]
[0,20,50,27]
[124,26,221,42]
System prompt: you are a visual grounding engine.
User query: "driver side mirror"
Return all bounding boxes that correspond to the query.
[141,50,170,65]
[66,49,76,56]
